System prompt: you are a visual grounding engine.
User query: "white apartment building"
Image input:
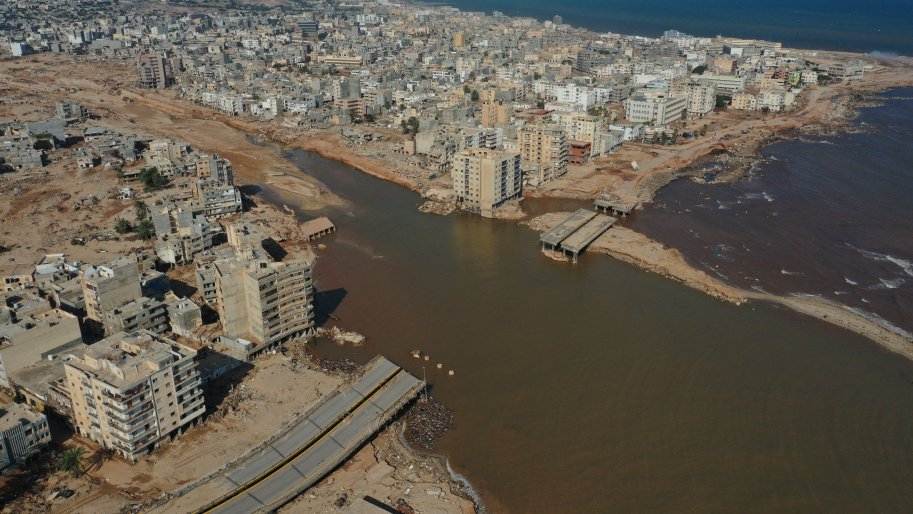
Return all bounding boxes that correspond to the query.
[452,148,522,218]
[64,331,204,463]
[756,90,796,112]
[623,91,688,126]
[693,74,747,95]
[673,81,717,118]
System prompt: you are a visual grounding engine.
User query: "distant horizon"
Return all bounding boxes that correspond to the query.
[426,0,913,55]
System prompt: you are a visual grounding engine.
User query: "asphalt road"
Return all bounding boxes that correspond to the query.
[199,357,422,514]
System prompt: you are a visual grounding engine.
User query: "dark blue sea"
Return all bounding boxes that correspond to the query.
[444,0,913,55]
[633,88,913,335]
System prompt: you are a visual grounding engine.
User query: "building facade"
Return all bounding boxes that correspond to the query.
[64,331,204,463]
[518,125,568,185]
[136,53,174,89]
[214,256,315,352]
[0,403,51,470]
[452,148,522,218]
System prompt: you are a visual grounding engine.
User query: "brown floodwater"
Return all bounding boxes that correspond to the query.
[257,148,913,513]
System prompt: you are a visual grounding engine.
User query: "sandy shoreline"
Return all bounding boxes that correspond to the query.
[526,214,913,360]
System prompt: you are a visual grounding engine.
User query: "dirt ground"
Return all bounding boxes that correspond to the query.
[0,56,342,211]
[0,158,145,267]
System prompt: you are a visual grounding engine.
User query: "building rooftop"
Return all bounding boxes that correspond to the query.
[68,331,195,389]
[0,402,44,432]
[0,309,79,347]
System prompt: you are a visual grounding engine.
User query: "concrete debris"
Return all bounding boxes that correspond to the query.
[418,200,456,216]
[316,326,366,346]
[403,396,453,451]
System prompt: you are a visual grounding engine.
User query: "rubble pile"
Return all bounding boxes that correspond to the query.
[418,200,456,216]
[403,397,453,451]
[316,326,366,346]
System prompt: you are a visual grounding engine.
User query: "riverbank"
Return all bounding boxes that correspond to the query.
[525,214,913,360]
[99,53,913,357]
[7,52,910,379]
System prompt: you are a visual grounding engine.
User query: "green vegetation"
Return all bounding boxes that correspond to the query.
[114,218,134,234]
[470,89,480,101]
[138,166,167,191]
[133,200,149,221]
[59,447,86,478]
[33,139,53,151]
[136,219,156,241]
[692,65,707,75]
[400,116,420,134]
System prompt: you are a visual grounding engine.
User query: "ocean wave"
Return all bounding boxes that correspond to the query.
[844,277,859,286]
[850,245,913,277]
[788,293,913,339]
[743,191,774,203]
[874,277,906,289]
[781,269,804,276]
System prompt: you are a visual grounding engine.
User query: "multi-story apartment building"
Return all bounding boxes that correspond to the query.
[81,257,143,328]
[730,93,757,111]
[518,125,568,185]
[214,255,315,353]
[136,53,174,89]
[623,91,688,125]
[102,297,170,336]
[0,402,51,470]
[553,113,606,156]
[693,73,746,95]
[0,309,84,388]
[151,204,219,265]
[452,148,522,218]
[63,331,204,463]
[194,154,234,185]
[673,81,717,118]
[479,100,510,128]
[190,180,242,219]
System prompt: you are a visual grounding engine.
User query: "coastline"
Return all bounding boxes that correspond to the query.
[525,216,913,360]
[4,51,912,510]
[103,54,913,359]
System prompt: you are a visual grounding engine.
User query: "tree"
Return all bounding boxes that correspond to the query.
[400,116,420,135]
[536,99,545,109]
[33,139,53,151]
[691,65,707,75]
[470,90,480,102]
[136,219,156,240]
[115,218,134,234]
[59,447,86,477]
[133,200,149,221]
[463,85,471,94]
[138,167,167,191]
